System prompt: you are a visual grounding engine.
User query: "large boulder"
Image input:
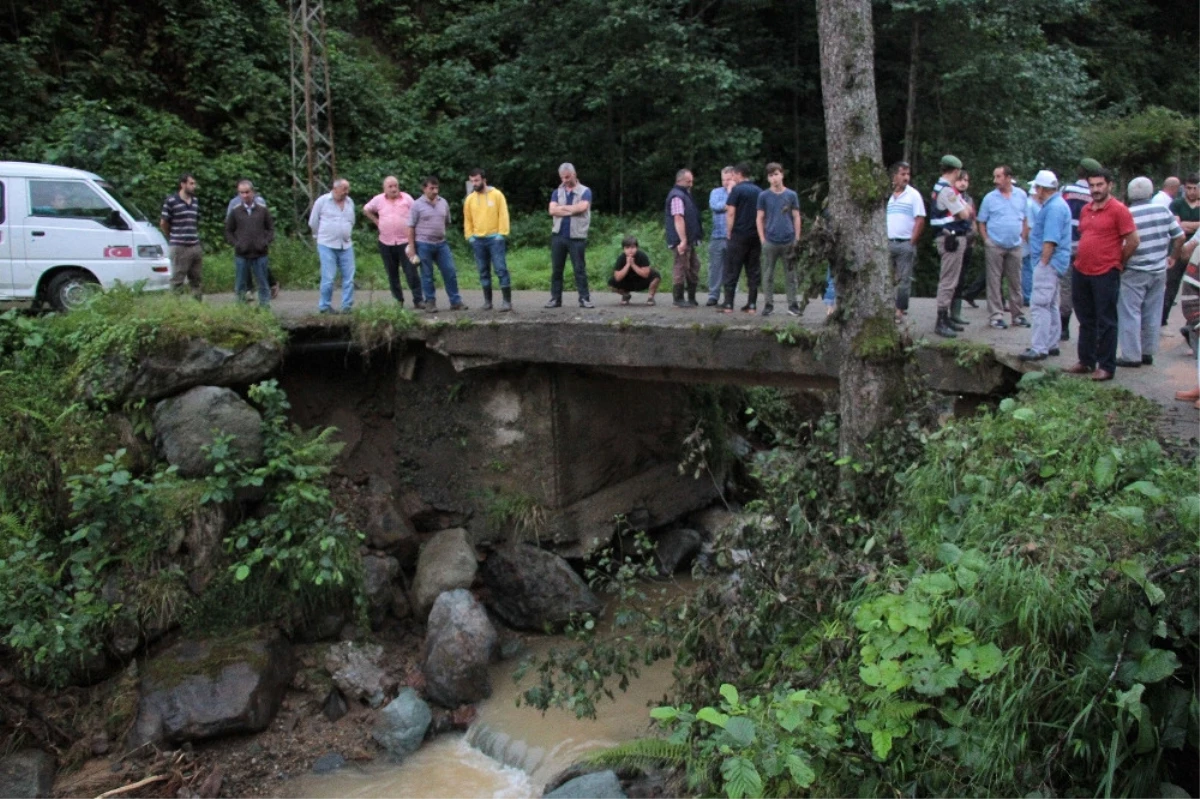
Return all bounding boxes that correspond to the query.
[129,631,293,747]
[371,688,432,760]
[421,590,496,708]
[324,641,395,708]
[83,338,283,403]
[481,544,602,631]
[153,386,264,478]
[545,771,626,799]
[0,750,55,799]
[411,529,478,620]
[363,554,401,629]
[655,528,703,576]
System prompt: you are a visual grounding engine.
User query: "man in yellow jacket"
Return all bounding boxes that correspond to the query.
[464,168,512,311]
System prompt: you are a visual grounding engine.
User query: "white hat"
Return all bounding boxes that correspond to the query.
[1032,170,1059,189]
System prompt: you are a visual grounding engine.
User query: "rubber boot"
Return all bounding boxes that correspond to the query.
[935,309,958,338]
[673,284,689,308]
[500,287,512,312]
[721,286,735,312]
[686,282,699,307]
[1060,314,1070,341]
[482,286,493,310]
[949,298,969,327]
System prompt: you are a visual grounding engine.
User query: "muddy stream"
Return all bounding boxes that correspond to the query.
[287,582,686,798]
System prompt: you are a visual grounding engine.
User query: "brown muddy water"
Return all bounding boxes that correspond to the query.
[288,582,687,798]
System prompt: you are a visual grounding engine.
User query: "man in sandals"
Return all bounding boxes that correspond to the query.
[609,236,661,305]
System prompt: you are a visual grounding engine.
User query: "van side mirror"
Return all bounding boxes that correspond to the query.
[105,209,130,231]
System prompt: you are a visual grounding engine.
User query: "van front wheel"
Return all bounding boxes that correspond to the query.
[46,271,100,312]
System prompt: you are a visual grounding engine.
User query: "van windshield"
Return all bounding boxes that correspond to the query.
[98,182,148,222]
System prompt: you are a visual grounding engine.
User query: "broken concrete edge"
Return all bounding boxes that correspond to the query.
[281,317,1020,396]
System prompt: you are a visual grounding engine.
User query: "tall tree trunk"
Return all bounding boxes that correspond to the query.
[903,17,920,166]
[815,0,908,463]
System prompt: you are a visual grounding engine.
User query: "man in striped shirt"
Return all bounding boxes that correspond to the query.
[160,173,203,299]
[1117,177,1184,367]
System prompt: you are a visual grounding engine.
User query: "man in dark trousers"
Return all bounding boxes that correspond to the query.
[1065,167,1139,381]
[224,179,275,309]
[665,168,703,308]
[720,163,763,313]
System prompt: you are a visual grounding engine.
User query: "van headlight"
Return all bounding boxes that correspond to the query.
[138,245,164,259]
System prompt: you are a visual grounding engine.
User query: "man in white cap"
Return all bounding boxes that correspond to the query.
[1018,171,1072,361]
[1117,177,1184,367]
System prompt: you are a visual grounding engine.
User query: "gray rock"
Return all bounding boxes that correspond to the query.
[411,528,478,620]
[182,501,235,594]
[362,478,419,559]
[153,386,264,478]
[655,528,702,575]
[371,688,432,760]
[130,632,293,747]
[0,750,55,799]
[691,507,737,539]
[421,589,497,708]
[545,771,626,799]
[82,338,283,404]
[311,753,346,774]
[323,688,349,722]
[324,641,395,708]
[362,553,400,629]
[481,544,602,631]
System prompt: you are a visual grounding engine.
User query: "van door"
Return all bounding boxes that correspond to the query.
[0,178,16,298]
[17,178,134,296]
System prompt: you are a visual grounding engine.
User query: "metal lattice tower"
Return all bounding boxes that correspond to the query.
[289,0,336,220]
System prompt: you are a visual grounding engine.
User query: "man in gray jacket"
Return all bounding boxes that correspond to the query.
[308,178,356,314]
[224,180,275,309]
[545,163,594,308]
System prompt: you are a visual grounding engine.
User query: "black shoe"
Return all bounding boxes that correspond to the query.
[964,298,979,309]
[761,304,774,317]
[1048,348,1061,356]
[1017,348,1047,362]
[579,298,595,309]
[788,304,802,317]
[1115,358,1142,368]
[935,310,958,338]
[544,297,562,308]
[705,297,719,307]
[450,302,470,311]
[1142,355,1153,365]
[740,302,756,314]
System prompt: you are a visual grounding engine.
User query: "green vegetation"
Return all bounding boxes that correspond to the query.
[528,376,1198,797]
[483,488,547,544]
[0,294,361,686]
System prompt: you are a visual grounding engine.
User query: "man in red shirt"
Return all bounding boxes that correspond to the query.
[1066,167,1140,380]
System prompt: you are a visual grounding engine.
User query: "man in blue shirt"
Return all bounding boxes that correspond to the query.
[706,167,734,306]
[755,162,803,317]
[1018,171,1072,361]
[720,163,763,313]
[978,165,1029,330]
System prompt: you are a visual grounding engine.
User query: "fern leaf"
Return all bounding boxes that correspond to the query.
[583,738,689,770]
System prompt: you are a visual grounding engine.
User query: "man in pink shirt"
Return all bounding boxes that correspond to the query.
[363,176,423,308]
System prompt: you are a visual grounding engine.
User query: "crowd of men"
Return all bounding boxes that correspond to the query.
[158,158,1199,394]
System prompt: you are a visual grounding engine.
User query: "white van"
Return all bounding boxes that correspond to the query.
[0,162,172,311]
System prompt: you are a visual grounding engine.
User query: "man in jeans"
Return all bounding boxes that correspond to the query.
[977,165,1029,330]
[720,163,763,313]
[1066,168,1139,381]
[224,180,274,309]
[1117,177,1183,367]
[364,175,422,308]
[406,176,467,313]
[706,167,735,306]
[756,162,802,317]
[1018,171,1071,362]
[160,173,203,300]
[545,163,594,309]
[308,178,356,314]
[886,161,925,321]
[464,168,512,311]
[665,168,703,308]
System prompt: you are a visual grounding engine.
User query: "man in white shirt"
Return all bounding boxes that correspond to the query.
[886,161,926,322]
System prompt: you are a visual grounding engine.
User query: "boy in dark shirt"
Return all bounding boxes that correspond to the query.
[609,236,661,305]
